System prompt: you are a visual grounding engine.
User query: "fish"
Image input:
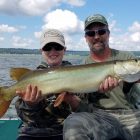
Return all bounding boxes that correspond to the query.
[0,59,140,118]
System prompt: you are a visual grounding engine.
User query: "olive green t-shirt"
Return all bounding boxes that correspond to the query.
[84,49,135,64]
[77,49,136,112]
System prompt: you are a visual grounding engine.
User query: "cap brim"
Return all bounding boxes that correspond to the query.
[85,21,108,29]
[41,38,65,49]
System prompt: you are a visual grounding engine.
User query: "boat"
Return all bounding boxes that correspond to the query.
[0,118,21,140]
[0,97,21,140]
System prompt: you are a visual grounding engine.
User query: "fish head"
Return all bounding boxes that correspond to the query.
[114,59,140,82]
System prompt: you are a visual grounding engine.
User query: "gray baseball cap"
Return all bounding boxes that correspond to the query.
[40,29,65,48]
[85,14,108,29]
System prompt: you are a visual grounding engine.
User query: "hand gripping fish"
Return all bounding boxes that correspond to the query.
[0,59,140,118]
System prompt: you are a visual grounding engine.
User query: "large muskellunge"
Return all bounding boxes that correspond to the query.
[0,59,140,118]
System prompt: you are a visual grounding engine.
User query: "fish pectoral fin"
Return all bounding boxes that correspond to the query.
[10,67,31,81]
[54,92,66,107]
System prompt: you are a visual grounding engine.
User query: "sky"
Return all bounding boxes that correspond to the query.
[0,0,140,51]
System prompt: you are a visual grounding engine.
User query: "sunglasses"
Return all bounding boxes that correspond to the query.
[85,29,109,37]
[42,45,64,51]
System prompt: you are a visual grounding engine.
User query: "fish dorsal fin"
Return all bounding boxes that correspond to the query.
[10,67,31,81]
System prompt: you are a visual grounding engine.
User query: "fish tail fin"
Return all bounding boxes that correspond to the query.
[0,87,12,118]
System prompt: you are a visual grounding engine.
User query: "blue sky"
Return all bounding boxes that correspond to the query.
[0,0,140,51]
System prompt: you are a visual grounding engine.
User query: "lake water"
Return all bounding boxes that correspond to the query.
[0,53,85,118]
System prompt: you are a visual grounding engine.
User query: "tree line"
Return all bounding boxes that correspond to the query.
[0,48,90,56]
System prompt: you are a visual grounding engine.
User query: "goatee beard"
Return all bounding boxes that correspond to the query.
[90,42,105,54]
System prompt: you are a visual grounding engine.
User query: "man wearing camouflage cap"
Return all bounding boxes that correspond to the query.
[63,14,140,140]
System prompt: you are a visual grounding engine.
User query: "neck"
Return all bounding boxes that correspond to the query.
[48,62,62,68]
[90,47,111,62]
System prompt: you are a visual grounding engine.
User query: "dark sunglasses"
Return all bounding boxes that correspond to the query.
[42,45,64,51]
[85,29,109,37]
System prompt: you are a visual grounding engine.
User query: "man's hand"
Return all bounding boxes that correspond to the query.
[16,84,43,106]
[99,76,119,93]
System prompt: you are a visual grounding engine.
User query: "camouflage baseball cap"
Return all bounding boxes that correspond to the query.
[85,14,108,29]
[40,29,65,48]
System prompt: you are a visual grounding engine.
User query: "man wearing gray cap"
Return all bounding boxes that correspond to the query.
[15,29,72,140]
[63,14,140,140]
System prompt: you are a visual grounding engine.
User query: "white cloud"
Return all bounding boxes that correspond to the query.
[64,0,86,6]
[34,9,84,50]
[0,0,86,16]
[42,9,83,33]
[61,32,87,51]
[109,20,121,32]
[0,24,18,33]
[0,37,4,41]
[106,17,140,51]
[130,32,140,42]
[12,36,34,48]
[34,31,41,39]
[0,0,58,16]
[18,0,61,16]
[71,38,88,51]
[17,25,27,30]
[128,21,140,32]
[110,31,140,51]
[0,0,19,15]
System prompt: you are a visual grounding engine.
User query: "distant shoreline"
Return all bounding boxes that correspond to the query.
[0,48,139,56]
[0,48,89,56]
